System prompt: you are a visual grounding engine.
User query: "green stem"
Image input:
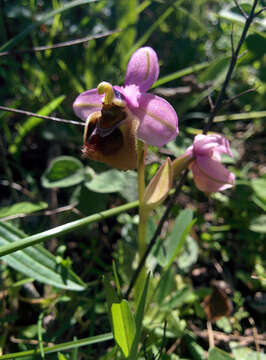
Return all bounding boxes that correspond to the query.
[137,141,147,258]
[0,333,113,359]
[0,200,139,257]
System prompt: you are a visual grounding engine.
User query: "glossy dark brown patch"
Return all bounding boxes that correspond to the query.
[99,104,127,130]
[203,283,232,322]
[83,128,123,156]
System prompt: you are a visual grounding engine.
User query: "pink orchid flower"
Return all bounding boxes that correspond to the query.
[185,134,235,194]
[73,47,178,170]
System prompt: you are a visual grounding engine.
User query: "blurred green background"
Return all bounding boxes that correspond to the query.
[0,0,265,359]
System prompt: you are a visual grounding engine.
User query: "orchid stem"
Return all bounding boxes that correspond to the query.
[137,140,147,258]
[133,140,148,300]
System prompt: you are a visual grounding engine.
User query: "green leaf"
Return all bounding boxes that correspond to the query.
[246,32,266,59]
[129,274,150,360]
[42,156,85,188]
[251,177,266,202]
[208,347,234,360]
[163,209,196,268]
[249,215,266,233]
[230,341,266,360]
[86,169,138,201]
[156,267,175,305]
[111,300,136,358]
[0,201,48,219]
[9,95,65,155]
[58,353,68,360]
[162,286,195,310]
[199,56,231,84]
[85,169,127,193]
[177,235,199,272]
[0,221,85,291]
[119,171,138,202]
[103,276,120,328]
[185,333,205,360]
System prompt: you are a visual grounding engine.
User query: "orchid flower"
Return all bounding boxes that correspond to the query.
[183,134,235,194]
[73,47,178,170]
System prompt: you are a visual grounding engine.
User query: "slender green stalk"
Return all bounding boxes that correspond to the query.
[214,110,266,122]
[0,333,113,359]
[152,61,209,88]
[0,200,139,257]
[137,141,147,258]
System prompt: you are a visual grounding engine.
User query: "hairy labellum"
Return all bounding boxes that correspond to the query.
[82,104,139,170]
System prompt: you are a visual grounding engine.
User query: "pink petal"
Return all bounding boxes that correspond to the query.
[194,134,233,157]
[191,155,235,193]
[114,85,140,108]
[125,47,159,92]
[73,88,103,121]
[130,93,178,147]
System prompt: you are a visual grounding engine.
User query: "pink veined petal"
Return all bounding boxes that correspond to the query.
[192,155,235,193]
[114,85,141,108]
[124,47,159,92]
[194,134,233,157]
[73,88,103,121]
[130,93,178,147]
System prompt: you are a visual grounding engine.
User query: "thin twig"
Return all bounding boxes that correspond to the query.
[249,317,260,354]
[0,30,119,57]
[0,105,84,126]
[230,25,235,56]
[238,49,248,59]
[224,87,258,106]
[0,180,37,200]
[254,7,266,17]
[203,0,259,134]
[125,170,188,299]
[233,0,248,19]
[208,95,214,111]
[207,321,215,349]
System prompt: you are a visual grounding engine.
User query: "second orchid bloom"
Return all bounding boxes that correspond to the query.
[173,134,235,194]
[73,47,179,170]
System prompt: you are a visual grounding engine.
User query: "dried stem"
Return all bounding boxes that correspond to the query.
[0,30,119,57]
[233,0,248,19]
[0,105,84,126]
[255,7,266,17]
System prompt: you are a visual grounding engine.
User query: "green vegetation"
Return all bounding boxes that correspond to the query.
[0,1,265,359]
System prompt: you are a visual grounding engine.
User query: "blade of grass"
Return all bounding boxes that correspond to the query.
[38,313,45,359]
[0,333,113,359]
[127,0,185,61]
[214,110,266,122]
[0,200,139,257]
[152,61,209,88]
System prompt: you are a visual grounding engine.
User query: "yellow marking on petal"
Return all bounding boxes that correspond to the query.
[196,162,234,185]
[97,81,114,105]
[75,102,101,108]
[144,50,150,80]
[145,111,177,132]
